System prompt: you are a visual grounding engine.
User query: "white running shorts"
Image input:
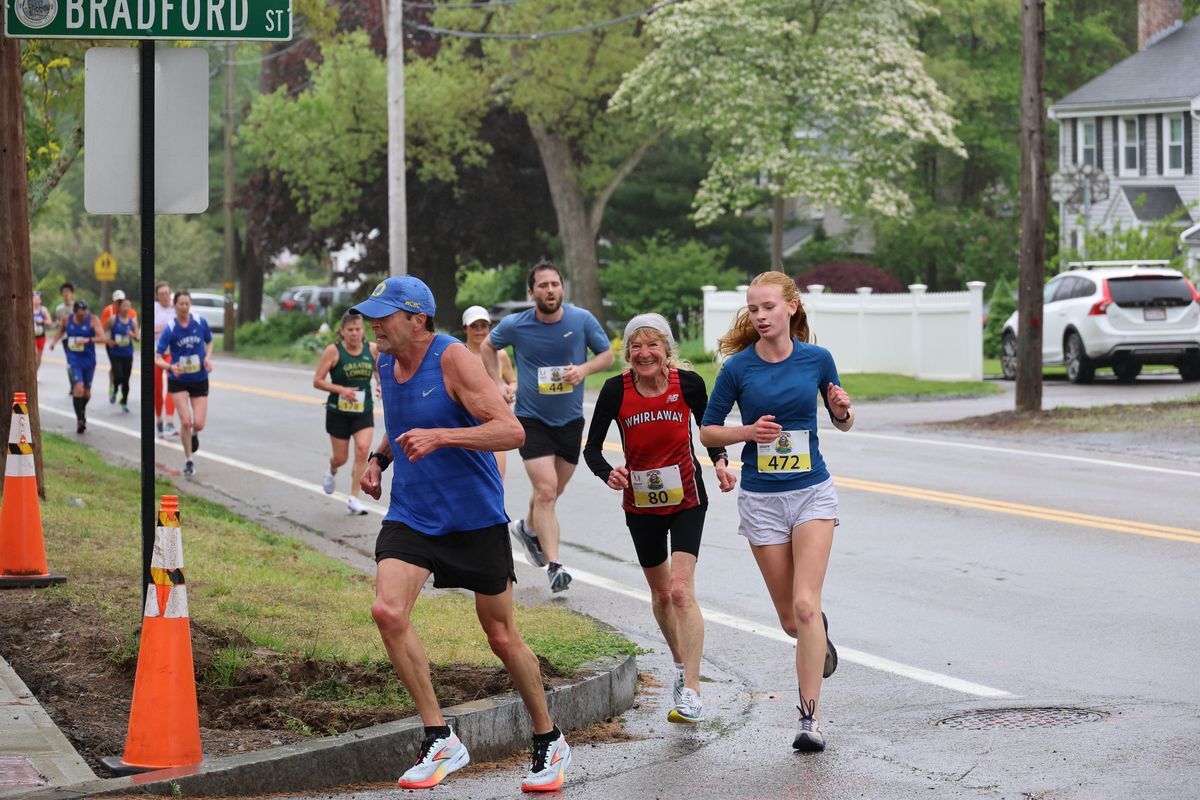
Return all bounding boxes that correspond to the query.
[736,478,839,546]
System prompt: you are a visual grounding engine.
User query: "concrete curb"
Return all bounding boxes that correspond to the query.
[3,653,636,799]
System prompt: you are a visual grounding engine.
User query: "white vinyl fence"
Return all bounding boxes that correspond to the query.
[702,282,987,381]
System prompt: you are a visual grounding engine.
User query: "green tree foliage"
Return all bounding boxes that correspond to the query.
[598,235,743,324]
[983,276,1016,358]
[455,263,526,312]
[1059,207,1191,271]
[612,0,962,225]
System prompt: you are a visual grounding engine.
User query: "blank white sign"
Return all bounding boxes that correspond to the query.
[84,48,209,215]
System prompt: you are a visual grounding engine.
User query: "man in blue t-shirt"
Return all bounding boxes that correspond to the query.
[482,260,613,593]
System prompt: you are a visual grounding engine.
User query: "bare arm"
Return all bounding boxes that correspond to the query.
[395,343,524,461]
[480,336,503,384]
[700,415,781,448]
[313,344,356,401]
[360,433,393,500]
[90,317,111,346]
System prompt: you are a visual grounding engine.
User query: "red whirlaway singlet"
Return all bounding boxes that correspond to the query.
[617,369,701,515]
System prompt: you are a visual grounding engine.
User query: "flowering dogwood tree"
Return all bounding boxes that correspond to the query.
[612,0,964,232]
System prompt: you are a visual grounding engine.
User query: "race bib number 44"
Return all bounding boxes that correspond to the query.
[538,366,572,395]
[177,355,202,374]
[757,430,811,473]
[631,465,684,508]
[338,389,366,413]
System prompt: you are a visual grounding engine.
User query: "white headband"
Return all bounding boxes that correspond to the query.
[623,313,676,352]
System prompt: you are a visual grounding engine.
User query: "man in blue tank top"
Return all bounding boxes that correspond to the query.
[482,260,613,594]
[353,276,573,793]
[49,299,109,433]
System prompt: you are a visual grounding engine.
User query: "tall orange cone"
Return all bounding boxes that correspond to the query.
[101,496,202,775]
[0,392,65,588]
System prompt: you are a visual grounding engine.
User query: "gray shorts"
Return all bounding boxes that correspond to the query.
[737,478,839,546]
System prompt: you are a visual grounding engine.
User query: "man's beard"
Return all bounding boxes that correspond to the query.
[535,296,560,314]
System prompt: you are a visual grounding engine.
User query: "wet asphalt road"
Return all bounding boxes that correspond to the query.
[33,355,1200,798]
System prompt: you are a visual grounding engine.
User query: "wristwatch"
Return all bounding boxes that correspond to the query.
[368,451,392,471]
[831,407,852,423]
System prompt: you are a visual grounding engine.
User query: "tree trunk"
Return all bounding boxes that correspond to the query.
[529,123,606,327]
[0,35,45,497]
[27,125,83,219]
[235,226,263,326]
[771,196,784,268]
[1017,0,1046,413]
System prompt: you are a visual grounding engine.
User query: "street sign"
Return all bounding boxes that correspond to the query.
[84,48,209,214]
[4,0,292,41]
[95,251,117,281]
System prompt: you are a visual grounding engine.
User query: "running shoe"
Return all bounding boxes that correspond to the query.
[156,420,164,438]
[76,420,85,434]
[165,421,177,436]
[521,733,571,792]
[191,433,200,453]
[120,403,130,413]
[109,388,116,404]
[548,562,572,593]
[183,460,195,477]
[398,729,470,790]
[668,687,703,724]
[510,519,546,567]
[672,665,685,707]
[823,611,838,679]
[793,695,825,752]
[321,470,336,494]
[346,497,368,516]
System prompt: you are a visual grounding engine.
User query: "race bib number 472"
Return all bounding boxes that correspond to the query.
[757,430,811,473]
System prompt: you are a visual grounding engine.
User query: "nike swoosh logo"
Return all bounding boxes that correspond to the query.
[422,388,435,397]
[563,331,574,337]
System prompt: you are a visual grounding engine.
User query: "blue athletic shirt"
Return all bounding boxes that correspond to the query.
[379,334,508,536]
[110,317,136,358]
[489,305,610,427]
[156,315,212,382]
[701,338,841,493]
[63,314,97,366]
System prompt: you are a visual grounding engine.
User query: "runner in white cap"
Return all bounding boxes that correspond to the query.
[462,305,517,477]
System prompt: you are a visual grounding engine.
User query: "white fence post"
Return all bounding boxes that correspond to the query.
[966,281,986,380]
[908,283,927,378]
[855,287,872,373]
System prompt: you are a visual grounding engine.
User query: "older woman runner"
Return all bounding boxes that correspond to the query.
[583,313,735,724]
[700,271,851,753]
[314,312,379,515]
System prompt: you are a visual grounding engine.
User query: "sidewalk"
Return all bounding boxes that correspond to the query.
[0,657,94,795]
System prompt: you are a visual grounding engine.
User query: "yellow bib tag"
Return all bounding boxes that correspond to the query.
[177,355,202,374]
[537,366,572,395]
[67,336,86,352]
[338,389,366,413]
[757,430,811,473]
[114,334,131,346]
[631,465,685,508]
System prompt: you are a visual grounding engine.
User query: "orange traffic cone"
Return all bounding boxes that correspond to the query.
[0,392,65,588]
[101,495,202,775]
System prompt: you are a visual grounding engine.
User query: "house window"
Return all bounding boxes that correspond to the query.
[1120,117,1140,175]
[1165,114,1185,174]
[1079,120,1096,167]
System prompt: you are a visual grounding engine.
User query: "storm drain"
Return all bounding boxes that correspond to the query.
[938,707,1107,730]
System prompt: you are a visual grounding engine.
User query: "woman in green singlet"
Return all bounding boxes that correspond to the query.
[314,312,379,515]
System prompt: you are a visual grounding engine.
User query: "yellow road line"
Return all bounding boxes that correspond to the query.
[599,442,1200,545]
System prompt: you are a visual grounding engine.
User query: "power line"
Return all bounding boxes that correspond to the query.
[404,0,681,40]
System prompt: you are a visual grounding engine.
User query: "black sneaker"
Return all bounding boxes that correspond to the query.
[76,419,86,434]
[548,561,572,593]
[793,695,825,752]
[183,460,195,477]
[823,612,838,679]
[510,519,546,567]
[191,433,199,453]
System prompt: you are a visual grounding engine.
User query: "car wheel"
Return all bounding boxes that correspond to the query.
[1180,356,1200,382]
[1113,361,1142,383]
[1000,332,1018,380]
[1065,332,1094,384]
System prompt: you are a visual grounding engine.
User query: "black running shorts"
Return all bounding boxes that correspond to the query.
[375,521,517,596]
[167,379,209,398]
[623,504,706,569]
[518,416,585,464]
[325,408,374,440]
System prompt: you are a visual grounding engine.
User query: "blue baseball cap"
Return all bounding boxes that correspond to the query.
[350,276,437,320]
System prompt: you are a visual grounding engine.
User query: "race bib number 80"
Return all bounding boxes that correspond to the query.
[757,430,811,473]
[631,465,684,508]
[537,366,572,395]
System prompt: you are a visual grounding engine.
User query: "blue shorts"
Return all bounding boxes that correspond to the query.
[69,362,96,389]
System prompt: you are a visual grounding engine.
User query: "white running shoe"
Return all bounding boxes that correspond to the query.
[672,665,685,707]
[346,496,367,516]
[521,733,571,793]
[793,696,825,752]
[165,421,178,437]
[668,687,703,724]
[398,729,470,790]
[321,470,336,494]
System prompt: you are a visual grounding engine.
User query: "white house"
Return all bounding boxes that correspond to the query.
[1048,0,1200,271]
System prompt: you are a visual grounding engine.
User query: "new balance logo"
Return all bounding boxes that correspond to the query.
[562,331,574,338]
[422,387,436,397]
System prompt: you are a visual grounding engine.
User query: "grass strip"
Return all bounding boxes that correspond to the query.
[34,433,636,675]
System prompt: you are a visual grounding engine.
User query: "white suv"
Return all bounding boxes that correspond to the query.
[1000,266,1200,383]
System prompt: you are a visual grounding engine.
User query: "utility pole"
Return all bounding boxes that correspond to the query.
[1017,0,1046,413]
[223,42,237,349]
[0,28,45,496]
[386,0,407,276]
